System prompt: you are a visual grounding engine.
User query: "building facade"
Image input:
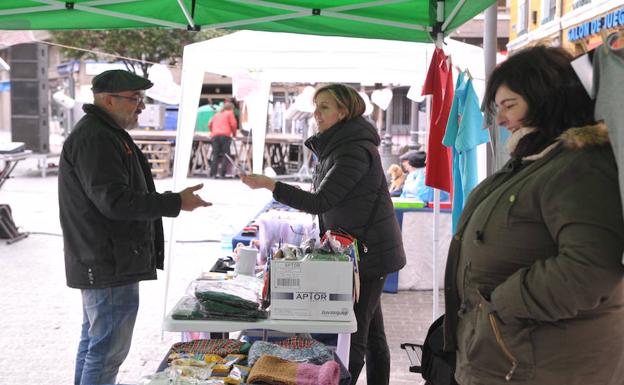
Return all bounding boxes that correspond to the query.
[508,0,623,54]
[449,0,510,52]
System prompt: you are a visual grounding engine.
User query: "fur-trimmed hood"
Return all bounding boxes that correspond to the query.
[518,123,610,161]
[560,122,610,149]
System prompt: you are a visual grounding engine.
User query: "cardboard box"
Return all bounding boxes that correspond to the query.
[270,260,353,321]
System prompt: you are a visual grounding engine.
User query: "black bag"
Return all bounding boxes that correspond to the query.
[421,314,459,385]
[0,204,28,243]
[0,204,18,238]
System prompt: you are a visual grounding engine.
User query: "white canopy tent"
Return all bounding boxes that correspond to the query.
[162,30,499,316]
[173,29,494,182]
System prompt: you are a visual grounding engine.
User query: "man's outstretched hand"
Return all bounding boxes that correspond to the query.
[179,183,212,211]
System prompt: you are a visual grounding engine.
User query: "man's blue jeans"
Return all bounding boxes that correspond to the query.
[74,283,139,385]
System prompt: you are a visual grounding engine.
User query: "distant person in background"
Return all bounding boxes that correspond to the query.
[399,150,450,203]
[387,163,406,197]
[58,69,210,385]
[208,101,238,178]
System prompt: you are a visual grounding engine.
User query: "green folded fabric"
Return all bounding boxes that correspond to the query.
[198,299,268,321]
[170,296,267,321]
[194,290,260,310]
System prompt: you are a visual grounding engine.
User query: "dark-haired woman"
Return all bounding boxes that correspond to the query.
[242,84,406,385]
[443,45,624,385]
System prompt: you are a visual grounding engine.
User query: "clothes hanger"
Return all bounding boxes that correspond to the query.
[452,65,473,81]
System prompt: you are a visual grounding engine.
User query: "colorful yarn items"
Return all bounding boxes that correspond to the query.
[247,338,334,366]
[247,355,340,385]
[298,360,340,385]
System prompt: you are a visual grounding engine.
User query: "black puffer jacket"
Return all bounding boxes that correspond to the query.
[59,104,181,289]
[273,117,405,279]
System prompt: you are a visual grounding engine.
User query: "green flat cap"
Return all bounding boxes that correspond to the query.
[91,69,153,93]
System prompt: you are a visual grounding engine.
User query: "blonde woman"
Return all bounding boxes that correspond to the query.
[242,84,406,385]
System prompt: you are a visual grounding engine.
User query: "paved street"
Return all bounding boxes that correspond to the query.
[0,153,435,385]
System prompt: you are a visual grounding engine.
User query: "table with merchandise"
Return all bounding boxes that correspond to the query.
[155,235,359,385]
[163,303,356,365]
[158,290,355,384]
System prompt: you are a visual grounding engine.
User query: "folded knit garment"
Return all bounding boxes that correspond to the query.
[170,339,246,357]
[195,290,260,310]
[170,295,268,321]
[192,278,264,307]
[247,355,340,385]
[198,298,268,321]
[276,336,320,349]
[248,339,334,366]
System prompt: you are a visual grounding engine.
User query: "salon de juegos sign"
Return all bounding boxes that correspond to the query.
[568,6,624,42]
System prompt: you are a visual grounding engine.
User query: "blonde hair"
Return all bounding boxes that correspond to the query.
[314,84,365,122]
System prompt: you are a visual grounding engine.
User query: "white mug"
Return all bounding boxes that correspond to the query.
[236,246,257,276]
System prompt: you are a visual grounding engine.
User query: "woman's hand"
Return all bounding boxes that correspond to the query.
[241,174,276,192]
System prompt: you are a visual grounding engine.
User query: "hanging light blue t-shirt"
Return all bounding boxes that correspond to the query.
[442,72,490,233]
[400,168,450,203]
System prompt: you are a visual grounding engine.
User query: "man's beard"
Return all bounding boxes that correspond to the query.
[119,114,139,130]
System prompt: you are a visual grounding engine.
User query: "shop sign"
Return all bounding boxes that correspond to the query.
[568,6,624,42]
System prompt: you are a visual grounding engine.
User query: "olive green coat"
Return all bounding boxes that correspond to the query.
[444,124,624,385]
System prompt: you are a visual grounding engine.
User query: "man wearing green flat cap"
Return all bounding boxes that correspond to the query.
[59,69,211,385]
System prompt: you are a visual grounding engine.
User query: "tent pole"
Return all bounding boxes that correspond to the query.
[161,57,205,339]
[441,0,467,32]
[483,4,497,78]
[484,3,499,175]
[431,0,445,321]
[32,0,187,29]
[436,1,445,48]
[249,80,271,175]
[176,0,196,29]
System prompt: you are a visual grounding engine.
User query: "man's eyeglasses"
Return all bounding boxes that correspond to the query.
[110,94,145,105]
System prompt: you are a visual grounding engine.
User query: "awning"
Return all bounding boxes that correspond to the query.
[0,0,496,43]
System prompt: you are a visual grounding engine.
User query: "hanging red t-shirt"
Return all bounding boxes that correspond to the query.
[422,48,454,193]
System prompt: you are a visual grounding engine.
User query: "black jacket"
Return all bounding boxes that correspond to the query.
[58,104,181,289]
[273,117,405,279]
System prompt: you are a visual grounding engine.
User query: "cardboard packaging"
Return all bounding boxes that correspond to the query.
[270,260,353,321]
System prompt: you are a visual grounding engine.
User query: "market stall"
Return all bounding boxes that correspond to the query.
[175,30,498,177]
[0,0,503,323]
[0,3,507,384]
[147,232,360,384]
